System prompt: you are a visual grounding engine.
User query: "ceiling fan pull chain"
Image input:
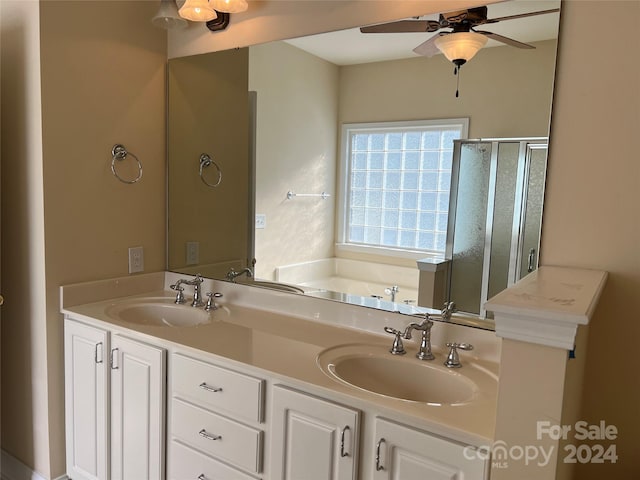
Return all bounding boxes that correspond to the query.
[455,66,461,98]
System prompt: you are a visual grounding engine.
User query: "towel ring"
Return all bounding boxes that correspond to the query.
[199,154,222,188]
[111,144,143,184]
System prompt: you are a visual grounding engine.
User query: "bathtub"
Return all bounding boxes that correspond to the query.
[275,258,419,305]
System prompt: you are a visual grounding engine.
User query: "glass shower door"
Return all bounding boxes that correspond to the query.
[447,141,492,315]
[446,138,548,317]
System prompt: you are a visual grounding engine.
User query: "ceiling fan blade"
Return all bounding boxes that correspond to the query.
[412,33,446,58]
[476,31,535,49]
[360,20,433,34]
[485,8,560,24]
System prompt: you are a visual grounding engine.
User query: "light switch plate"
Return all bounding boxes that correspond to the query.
[256,214,266,229]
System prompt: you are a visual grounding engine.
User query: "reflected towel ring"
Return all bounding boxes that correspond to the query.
[199,153,222,188]
[111,144,143,184]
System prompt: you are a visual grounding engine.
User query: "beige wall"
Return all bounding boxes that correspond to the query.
[168,49,250,275]
[1,0,49,474]
[249,41,339,280]
[1,1,166,477]
[541,1,640,477]
[339,39,557,138]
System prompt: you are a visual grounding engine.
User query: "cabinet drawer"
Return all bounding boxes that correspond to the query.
[169,440,257,480]
[172,353,264,423]
[171,399,263,474]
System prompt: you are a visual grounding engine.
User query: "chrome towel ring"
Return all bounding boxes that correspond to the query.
[111,144,143,184]
[199,153,222,188]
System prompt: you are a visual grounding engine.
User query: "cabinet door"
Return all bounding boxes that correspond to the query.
[270,385,359,480]
[110,334,166,480]
[373,418,488,480]
[64,318,109,480]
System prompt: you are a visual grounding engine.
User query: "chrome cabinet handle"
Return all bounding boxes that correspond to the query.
[198,429,221,441]
[375,438,386,471]
[110,348,119,369]
[340,425,351,457]
[199,382,223,393]
[197,475,208,480]
[95,342,103,364]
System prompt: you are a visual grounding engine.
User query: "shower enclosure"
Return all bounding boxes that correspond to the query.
[446,138,548,317]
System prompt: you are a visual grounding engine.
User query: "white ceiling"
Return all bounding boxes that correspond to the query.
[285,0,561,66]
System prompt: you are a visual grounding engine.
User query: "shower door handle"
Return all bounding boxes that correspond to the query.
[528,248,536,273]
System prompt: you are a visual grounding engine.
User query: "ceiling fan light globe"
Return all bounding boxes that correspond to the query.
[435,32,488,63]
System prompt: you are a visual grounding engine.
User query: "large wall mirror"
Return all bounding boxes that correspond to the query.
[168,0,561,330]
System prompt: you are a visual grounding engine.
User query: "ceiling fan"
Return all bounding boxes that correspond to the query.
[360,6,560,59]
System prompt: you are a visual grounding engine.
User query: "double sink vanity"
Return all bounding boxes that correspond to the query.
[61,271,500,480]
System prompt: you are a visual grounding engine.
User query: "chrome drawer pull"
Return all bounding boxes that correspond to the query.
[199,382,223,393]
[197,475,208,480]
[340,425,351,457]
[375,438,386,471]
[198,429,222,441]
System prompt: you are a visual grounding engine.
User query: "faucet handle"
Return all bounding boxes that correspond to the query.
[205,292,223,311]
[383,327,406,355]
[444,342,473,368]
[170,281,186,304]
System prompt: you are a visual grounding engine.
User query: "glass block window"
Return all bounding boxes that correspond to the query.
[341,119,468,254]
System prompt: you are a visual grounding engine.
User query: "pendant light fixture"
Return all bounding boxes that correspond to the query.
[151,0,188,29]
[209,0,248,13]
[178,0,217,22]
[435,32,487,97]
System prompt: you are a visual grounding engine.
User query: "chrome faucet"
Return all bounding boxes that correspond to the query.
[226,267,253,282]
[170,274,206,307]
[403,315,435,360]
[184,274,205,307]
[441,301,457,321]
[383,314,435,360]
[384,285,399,302]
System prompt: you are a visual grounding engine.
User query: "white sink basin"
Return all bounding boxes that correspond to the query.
[317,344,480,405]
[105,298,212,327]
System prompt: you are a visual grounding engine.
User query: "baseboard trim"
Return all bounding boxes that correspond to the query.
[0,450,69,480]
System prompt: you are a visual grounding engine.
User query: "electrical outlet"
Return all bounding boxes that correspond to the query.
[256,214,266,229]
[186,241,199,265]
[128,246,144,274]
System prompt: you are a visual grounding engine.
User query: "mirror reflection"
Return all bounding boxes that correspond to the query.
[167,0,561,329]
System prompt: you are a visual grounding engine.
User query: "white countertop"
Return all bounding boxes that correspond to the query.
[61,272,499,446]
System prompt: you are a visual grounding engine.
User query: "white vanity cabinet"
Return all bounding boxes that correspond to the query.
[372,417,488,480]
[168,353,265,479]
[64,317,166,480]
[64,318,109,480]
[270,385,360,480]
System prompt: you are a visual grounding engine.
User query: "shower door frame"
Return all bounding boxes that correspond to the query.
[446,138,548,318]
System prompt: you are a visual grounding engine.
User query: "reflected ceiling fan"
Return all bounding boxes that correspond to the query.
[361,6,559,58]
[360,5,559,97]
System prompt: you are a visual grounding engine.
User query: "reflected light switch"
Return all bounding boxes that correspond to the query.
[256,214,266,229]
